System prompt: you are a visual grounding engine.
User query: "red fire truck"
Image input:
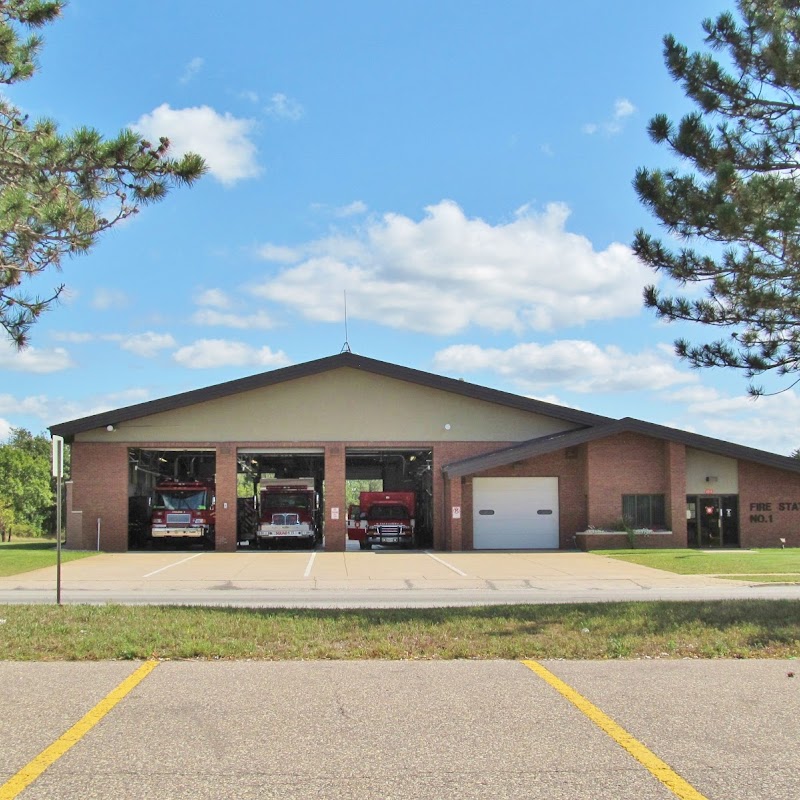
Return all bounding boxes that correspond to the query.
[149,478,216,549]
[350,491,416,549]
[256,478,319,548]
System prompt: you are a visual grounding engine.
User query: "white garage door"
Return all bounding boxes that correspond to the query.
[473,477,559,549]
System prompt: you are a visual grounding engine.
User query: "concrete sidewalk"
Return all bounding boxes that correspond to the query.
[2,550,799,607]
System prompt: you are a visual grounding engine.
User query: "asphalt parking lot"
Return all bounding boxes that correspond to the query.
[1,549,799,607]
[2,659,798,799]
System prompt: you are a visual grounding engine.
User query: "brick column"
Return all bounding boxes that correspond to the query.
[445,476,464,551]
[324,444,346,551]
[666,441,687,546]
[215,444,238,552]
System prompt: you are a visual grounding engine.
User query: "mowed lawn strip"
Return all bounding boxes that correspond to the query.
[595,548,800,582]
[0,600,798,660]
[0,540,97,577]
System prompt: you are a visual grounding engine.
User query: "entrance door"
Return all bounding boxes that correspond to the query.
[473,478,559,549]
[686,495,739,547]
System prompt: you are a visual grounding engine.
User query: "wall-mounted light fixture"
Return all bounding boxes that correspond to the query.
[106,424,115,432]
[444,423,452,431]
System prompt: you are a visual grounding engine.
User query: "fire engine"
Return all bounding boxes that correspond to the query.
[256,477,318,548]
[149,478,216,549]
[350,491,416,549]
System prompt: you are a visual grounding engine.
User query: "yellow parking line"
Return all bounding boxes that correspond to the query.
[521,660,709,800]
[0,659,159,800]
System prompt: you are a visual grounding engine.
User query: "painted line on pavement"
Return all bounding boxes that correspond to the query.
[521,660,709,800]
[425,551,468,577]
[0,660,160,800]
[303,551,317,578]
[142,552,204,578]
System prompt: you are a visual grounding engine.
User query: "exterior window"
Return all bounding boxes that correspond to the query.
[622,494,666,529]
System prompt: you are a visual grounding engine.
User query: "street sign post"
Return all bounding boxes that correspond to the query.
[52,435,64,605]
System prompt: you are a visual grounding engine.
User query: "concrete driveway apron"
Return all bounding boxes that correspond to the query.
[2,550,799,606]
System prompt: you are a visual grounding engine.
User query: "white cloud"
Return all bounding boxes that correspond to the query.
[614,98,636,119]
[0,388,151,428]
[662,386,800,456]
[191,309,276,330]
[0,394,50,417]
[334,200,367,218]
[257,243,302,263]
[49,389,153,427]
[0,341,74,373]
[251,200,651,335]
[119,332,177,358]
[52,331,94,343]
[0,418,10,441]
[172,339,289,369]
[179,56,204,84]
[266,92,304,121]
[91,288,129,310]
[133,104,261,185]
[195,288,232,309]
[584,97,637,135]
[434,340,695,394]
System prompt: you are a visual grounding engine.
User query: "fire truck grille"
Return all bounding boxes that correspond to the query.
[272,513,300,525]
[376,524,403,535]
[166,513,192,525]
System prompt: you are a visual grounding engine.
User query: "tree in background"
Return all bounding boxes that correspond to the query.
[0,1,206,347]
[0,427,56,535]
[0,498,14,540]
[634,1,800,395]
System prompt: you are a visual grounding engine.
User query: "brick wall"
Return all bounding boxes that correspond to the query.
[586,433,668,528]
[69,442,128,551]
[739,461,800,547]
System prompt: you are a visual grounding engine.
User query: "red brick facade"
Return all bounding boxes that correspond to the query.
[66,433,800,553]
[69,442,129,551]
[739,461,800,548]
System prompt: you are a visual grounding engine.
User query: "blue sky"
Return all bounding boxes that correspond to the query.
[2,0,798,456]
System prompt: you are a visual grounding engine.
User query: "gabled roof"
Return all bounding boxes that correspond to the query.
[49,351,610,441]
[442,416,800,477]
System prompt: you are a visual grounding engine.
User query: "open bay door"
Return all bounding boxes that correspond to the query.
[473,477,559,549]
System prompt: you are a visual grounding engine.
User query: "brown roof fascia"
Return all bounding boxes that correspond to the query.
[48,352,609,441]
[442,422,626,477]
[442,416,800,478]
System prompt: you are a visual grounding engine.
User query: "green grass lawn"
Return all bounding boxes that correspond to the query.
[0,540,98,577]
[595,548,800,582]
[0,600,798,660]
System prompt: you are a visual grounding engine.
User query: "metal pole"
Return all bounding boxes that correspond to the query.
[97,517,101,551]
[52,436,64,606]
[56,476,62,605]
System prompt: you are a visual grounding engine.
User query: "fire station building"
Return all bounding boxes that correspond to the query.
[49,352,800,552]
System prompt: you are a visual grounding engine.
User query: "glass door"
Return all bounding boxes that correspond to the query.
[686,495,739,548]
[698,497,722,547]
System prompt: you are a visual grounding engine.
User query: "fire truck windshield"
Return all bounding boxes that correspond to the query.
[262,493,311,510]
[368,504,407,520]
[155,490,209,511]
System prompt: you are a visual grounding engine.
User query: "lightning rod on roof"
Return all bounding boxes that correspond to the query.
[340,290,352,353]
